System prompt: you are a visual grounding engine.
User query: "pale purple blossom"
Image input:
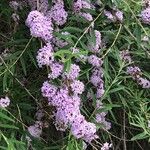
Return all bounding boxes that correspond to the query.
[71,115,98,143]
[96,88,105,98]
[90,67,103,87]
[27,0,49,14]
[73,0,82,12]
[41,81,57,98]
[104,9,123,22]
[73,0,93,21]
[137,77,150,88]
[47,3,68,26]
[28,121,43,138]
[96,101,111,130]
[104,10,115,22]
[79,12,93,21]
[88,30,102,53]
[48,62,64,79]
[101,142,112,150]
[88,55,103,67]
[115,10,123,22]
[120,50,132,63]
[0,96,10,108]
[71,80,85,94]
[65,64,80,80]
[127,66,141,79]
[73,0,91,12]
[26,11,53,42]
[36,43,54,67]
[141,7,150,24]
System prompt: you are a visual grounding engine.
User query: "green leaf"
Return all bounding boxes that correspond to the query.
[0,112,14,122]
[131,132,149,141]
[0,124,19,129]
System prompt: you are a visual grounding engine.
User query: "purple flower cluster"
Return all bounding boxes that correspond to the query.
[0,96,10,108]
[65,64,81,80]
[104,9,123,22]
[127,66,150,88]
[26,10,53,42]
[73,0,93,21]
[36,43,54,67]
[95,101,111,130]
[47,2,68,26]
[28,121,43,138]
[120,50,150,89]
[26,0,111,143]
[70,80,84,95]
[88,55,103,67]
[141,7,150,24]
[90,67,105,98]
[101,142,112,150]
[120,50,132,63]
[27,0,49,14]
[48,62,64,79]
[88,30,102,53]
[41,82,97,142]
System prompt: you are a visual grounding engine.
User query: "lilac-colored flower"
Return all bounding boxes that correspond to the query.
[137,77,150,88]
[79,12,93,21]
[141,7,150,24]
[81,0,91,9]
[51,88,69,107]
[127,66,141,79]
[90,67,103,87]
[88,55,103,67]
[101,142,112,150]
[28,121,43,138]
[41,81,57,98]
[88,30,102,53]
[96,88,105,98]
[104,10,115,22]
[54,109,69,131]
[0,96,10,108]
[27,0,49,14]
[25,10,44,27]
[96,101,111,130]
[73,0,93,22]
[52,0,64,5]
[90,75,102,87]
[47,3,68,26]
[120,50,132,63]
[36,43,54,67]
[73,0,82,12]
[115,10,123,22]
[71,80,84,94]
[26,11,53,42]
[65,64,80,80]
[48,62,64,79]
[71,115,97,142]
[73,0,91,12]
[104,9,123,22]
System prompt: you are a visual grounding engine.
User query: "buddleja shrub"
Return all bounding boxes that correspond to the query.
[0,0,150,149]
